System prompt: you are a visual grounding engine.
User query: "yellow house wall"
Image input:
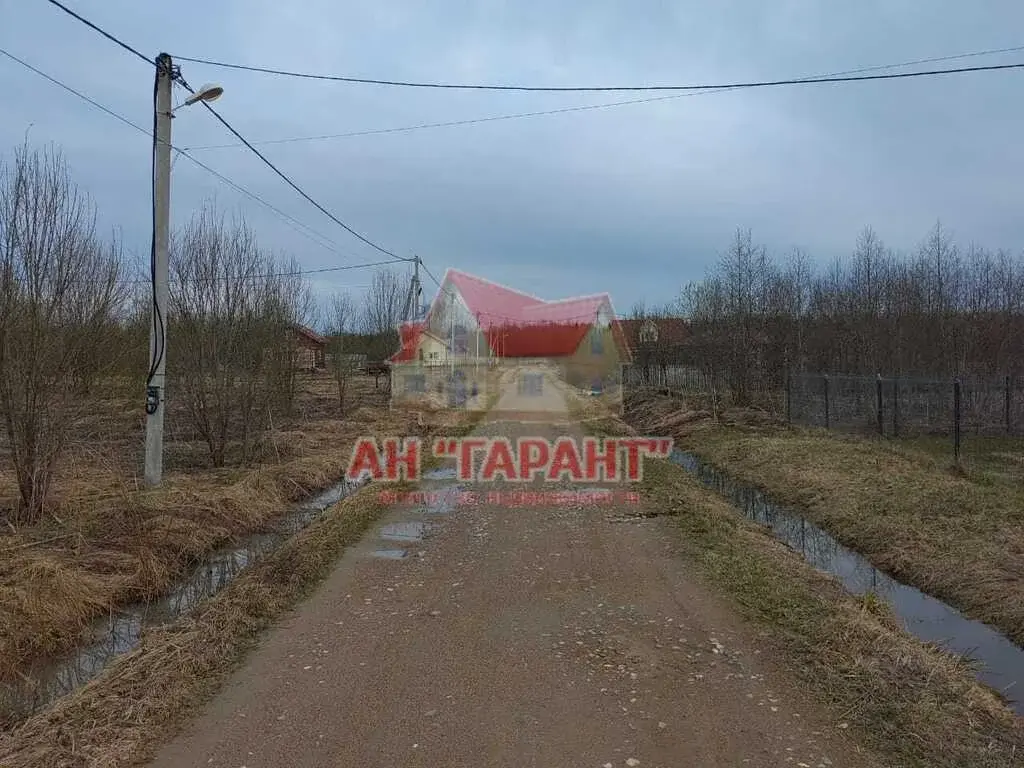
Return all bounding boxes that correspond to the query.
[562,325,622,388]
[417,332,449,365]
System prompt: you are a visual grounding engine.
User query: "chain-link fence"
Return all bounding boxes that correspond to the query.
[787,373,1024,456]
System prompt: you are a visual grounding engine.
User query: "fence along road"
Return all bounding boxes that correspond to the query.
[147,372,880,767]
[623,364,1023,459]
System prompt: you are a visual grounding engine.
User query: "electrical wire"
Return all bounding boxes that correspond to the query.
[171,47,1024,92]
[182,45,1024,151]
[0,47,376,267]
[175,76,411,264]
[146,57,164,385]
[2,46,413,296]
[38,1,412,266]
[44,0,154,66]
[123,259,404,285]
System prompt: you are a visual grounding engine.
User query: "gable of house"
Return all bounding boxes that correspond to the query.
[391,269,629,362]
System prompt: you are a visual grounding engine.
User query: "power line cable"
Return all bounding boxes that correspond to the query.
[175,76,412,264]
[183,46,1024,151]
[38,1,412,266]
[0,48,408,300]
[147,57,163,383]
[171,46,1024,92]
[44,0,154,65]
[0,47,366,262]
[129,259,403,285]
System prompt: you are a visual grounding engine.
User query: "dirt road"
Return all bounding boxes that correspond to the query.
[149,373,881,767]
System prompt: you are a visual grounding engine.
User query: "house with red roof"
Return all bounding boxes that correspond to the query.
[390,269,630,392]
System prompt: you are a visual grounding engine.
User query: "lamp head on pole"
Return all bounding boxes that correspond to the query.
[183,83,224,107]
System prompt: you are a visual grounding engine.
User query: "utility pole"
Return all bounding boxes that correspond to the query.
[144,53,174,488]
[402,255,422,323]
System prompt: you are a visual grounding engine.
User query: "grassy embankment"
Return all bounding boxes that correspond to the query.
[628,390,1024,648]
[571,393,1024,768]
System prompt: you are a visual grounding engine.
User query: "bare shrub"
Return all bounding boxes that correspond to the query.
[325,292,357,413]
[0,143,128,524]
[169,203,311,467]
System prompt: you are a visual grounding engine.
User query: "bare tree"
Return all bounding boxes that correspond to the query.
[325,291,357,413]
[0,142,128,524]
[169,203,310,467]
[677,222,1024,397]
[359,266,409,361]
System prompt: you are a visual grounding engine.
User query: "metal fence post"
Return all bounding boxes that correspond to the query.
[892,375,900,437]
[953,377,962,464]
[876,373,883,436]
[823,374,830,430]
[1006,374,1012,435]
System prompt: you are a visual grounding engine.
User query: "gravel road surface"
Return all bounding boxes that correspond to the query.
[149,372,880,767]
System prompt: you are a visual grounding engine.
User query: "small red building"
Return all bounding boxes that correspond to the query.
[293,324,326,370]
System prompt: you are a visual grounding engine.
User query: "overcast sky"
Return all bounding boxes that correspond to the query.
[2,0,1023,321]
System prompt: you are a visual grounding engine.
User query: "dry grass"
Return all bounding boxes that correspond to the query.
[0,478,402,767]
[0,374,439,682]
[585,408,1024,766]
[0,390,487,766]
[625,389,1024,649]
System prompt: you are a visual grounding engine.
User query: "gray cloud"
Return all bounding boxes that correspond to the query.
[2,0,1023,315]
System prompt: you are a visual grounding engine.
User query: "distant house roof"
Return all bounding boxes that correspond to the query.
[390,321,425,362]
[445,271,544,330]
[619,317,690,350]
[293,324,327,347]
[391,269,631,361]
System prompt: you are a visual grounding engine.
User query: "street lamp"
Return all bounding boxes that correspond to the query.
[144,53,224,488]
[182,83,224,107]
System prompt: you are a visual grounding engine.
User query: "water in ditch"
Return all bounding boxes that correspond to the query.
[669,449,1023,714]
[0,477,365,725]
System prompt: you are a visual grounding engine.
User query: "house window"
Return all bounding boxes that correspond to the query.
[590,326,603,355]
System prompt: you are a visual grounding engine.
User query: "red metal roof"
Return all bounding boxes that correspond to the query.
[520,294,607,324]
[485,321,591,357]
[445,270,544,329]
[390,321,426,362]
[392,270,629,361]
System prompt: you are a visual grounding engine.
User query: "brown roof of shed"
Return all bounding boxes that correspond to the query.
[293,324,327,346]
[619,317,690,349]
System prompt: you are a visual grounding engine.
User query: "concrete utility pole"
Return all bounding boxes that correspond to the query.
[401,255,422,323]
[144,54,224,487]
[144,53,174,488]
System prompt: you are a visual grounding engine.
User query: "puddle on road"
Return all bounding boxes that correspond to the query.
[372,549,409,559]
[423,467,458,481]
[379,521,430,542]
[0,477,364,726]
[417,485,463,515]
[670,449,1024,714]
